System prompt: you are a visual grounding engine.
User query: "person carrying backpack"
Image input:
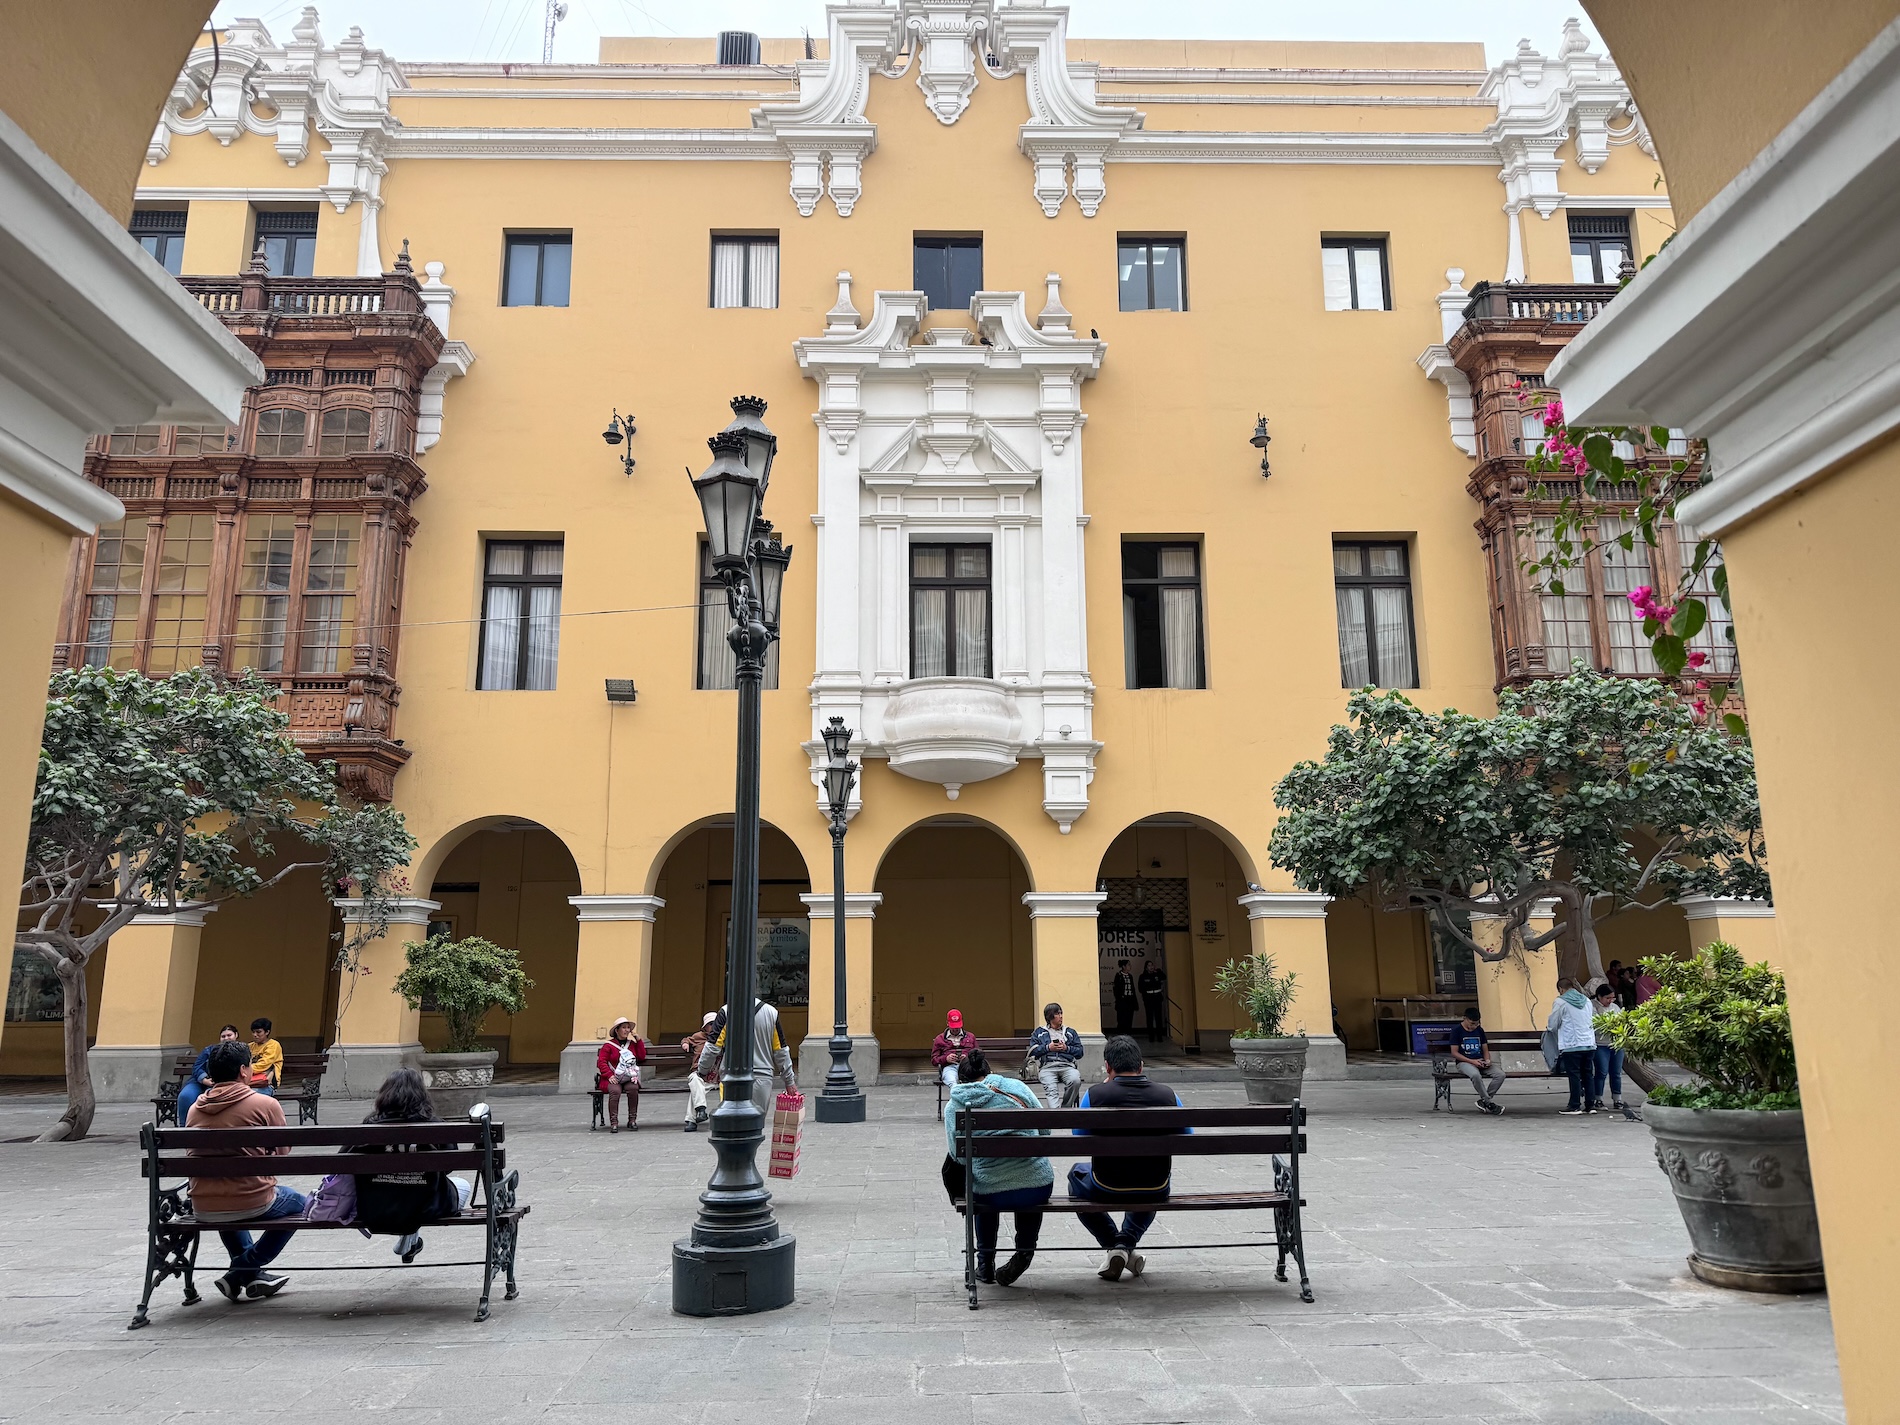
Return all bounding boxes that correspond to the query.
[352,1068,473,1263]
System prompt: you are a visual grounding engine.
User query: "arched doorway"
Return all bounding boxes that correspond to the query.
[1094,816,1256,1056]
[647,821,812,1048]
[422,819,582,1072]
[873,819,1035,1064]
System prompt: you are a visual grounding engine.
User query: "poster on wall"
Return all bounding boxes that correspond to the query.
[754,917,810,1009]
[1097,926,1164,1034]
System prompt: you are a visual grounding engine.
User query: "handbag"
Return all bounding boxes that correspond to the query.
[305,1172,357,1223]
[940,1153,967,1210]
[1540,1027,1560,1072]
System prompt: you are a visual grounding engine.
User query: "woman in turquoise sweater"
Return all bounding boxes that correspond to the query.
[944,1050,1053,1286]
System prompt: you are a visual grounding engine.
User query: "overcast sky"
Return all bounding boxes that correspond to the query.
[210,0,1604,69]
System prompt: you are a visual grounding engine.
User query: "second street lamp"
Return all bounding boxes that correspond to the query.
[672,398,795,1317]
[814,715,866,1124]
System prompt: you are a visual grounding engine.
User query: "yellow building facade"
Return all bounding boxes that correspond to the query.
[9,5,1719,1098]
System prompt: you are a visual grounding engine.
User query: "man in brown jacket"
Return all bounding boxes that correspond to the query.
[678,1010,719,1131]
[187,1040,304,1302]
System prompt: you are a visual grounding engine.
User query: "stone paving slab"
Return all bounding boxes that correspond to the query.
[0,1078,1843,1424]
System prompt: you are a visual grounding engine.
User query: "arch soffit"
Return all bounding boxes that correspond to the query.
[412,814,584,891]
[868,812,1039,893]
[639,816,816,899]
[1089,811,1264,888]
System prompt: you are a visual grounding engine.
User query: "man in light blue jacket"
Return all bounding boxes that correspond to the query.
[1547,977,1598,1115]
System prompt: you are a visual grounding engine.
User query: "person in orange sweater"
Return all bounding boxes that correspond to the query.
[186,1040,303,1303]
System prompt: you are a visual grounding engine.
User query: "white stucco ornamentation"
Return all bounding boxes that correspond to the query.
[989,3,1143,217]
[413,260,474,457]
[1416,268,1478,456]
[751,5,904,216]
[795,276,1105,832]
[148,8,406,275]
[1482,20,1647,281]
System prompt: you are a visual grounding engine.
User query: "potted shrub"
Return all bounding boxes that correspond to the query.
[1608,941,1822,1292]
[395,933,533,1116]
[1214,951,1306,1104]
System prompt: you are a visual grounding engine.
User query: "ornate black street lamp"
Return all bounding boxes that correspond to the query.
[672,396,796,1316]
[813,715,866,1124]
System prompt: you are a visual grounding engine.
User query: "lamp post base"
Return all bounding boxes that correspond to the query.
[813,1090,867,1123]
[671,1234,796,1316]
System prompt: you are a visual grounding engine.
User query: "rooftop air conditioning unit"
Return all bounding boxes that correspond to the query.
[717,30,761,66]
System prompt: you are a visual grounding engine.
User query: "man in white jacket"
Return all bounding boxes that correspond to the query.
[1547,977,1598,1115]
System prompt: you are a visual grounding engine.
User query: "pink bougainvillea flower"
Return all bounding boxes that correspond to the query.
[1686,650,1708,669]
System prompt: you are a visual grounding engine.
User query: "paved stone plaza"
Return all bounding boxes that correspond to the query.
[0,1079,1843,1424]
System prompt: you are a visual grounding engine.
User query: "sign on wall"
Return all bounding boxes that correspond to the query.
[1097,926,1164,1031]
[755,916,810,1009]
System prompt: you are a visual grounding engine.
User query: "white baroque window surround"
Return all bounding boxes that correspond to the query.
[795,273,1104,833]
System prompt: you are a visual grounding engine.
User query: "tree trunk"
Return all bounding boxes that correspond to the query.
[39,958,95,1143]
[1575,902,1607,985]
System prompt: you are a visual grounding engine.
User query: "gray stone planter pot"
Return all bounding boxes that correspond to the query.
[1231,1035,1308,1105]
[1645,1104,1824,1293]
[418,1049,498,1119]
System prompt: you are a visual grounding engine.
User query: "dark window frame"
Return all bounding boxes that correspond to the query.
[501,232,574,308]
[913,234,984,311]
[709,233,780,309]
[253,208,318,278]
[1333,539,1419,689]
[477,539,565,691]
[1320,236,1391,312]
[131,208,187,276]
[1568,212,1633,284]
[909,542,992,679]
[1121,540,1206,689]
[1116,236,1188,312]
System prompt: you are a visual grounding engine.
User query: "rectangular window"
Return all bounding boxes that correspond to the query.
[1333,541,1417,688]
[83,519,148,671]
[913,236,982,311]
[254,408,307,457]
[1122,542,1204,689]
[300,515,362,673]
[1321,238,1390,312]
[254,209,317,278]
[1569,213,1632,284]
[1117,237,1186,312]
[910,544,990,678]
[131,209,186,276]
[1676,521,1738,679]
[1531,519,1596,673]
[710,235,779,309]
[147,514,215,675]
[171,424,229,456]
[234,514,297,673]
[478,540,563,690]
[1595,515,1660,675]
[696,542,779,690]
[318,408,372,455]
[107,425,164,456]
[502,234,572,307]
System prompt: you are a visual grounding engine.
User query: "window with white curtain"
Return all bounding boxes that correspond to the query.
[909,544,990,678]
[1675,520,1738,678]
[710,235,779,309]
[1594,515,1660,674]
[696,540,778,689]
[1531,518,1596,673]
[1333,541,1417,688]
[1122,542,1204,689]
[478,540,563,690]
[1321,237,1390,312]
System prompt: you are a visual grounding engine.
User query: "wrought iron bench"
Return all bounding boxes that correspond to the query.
[153,1050,330,1126]
[951,1101,1313,1309]
[588,1043,700,1129]
[1423,1028,1559,1109]
[936,1036,1038,1120]
[133,1107,527,1328]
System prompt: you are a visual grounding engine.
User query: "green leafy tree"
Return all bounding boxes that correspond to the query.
[1212,951,1300,1037]
[394,933,533,1054]
[17,667,414,1142]
[1606,942,1797,1110]
[1268,670,1768,985]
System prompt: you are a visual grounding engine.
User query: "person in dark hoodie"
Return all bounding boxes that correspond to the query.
[352,1067,473,1263]
[1068,1034,1187,1281]
[185,1039,301,1303]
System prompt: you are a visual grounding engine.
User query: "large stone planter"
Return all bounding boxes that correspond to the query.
[1645,1104,1824,1293]
[1231,1035,1308,1105]
[418,1049,497,1119]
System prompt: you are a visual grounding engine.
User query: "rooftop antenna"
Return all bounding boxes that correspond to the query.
[542,0,568,63]
[803,28,815,60]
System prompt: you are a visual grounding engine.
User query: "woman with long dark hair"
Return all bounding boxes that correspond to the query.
[353,1067,472,1263]
[944,1048,1052,1287]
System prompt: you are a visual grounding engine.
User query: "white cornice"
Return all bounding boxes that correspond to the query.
[1094,66,1489,86]
[1112,130,1494,164]
[129,903,220,929]
[1550,17,1900,538]
[1238,892,1332,920]
[800,892,883,920]
[569,894,665,922]
[1678,894,1776,922]
[0,108,259,535]
[334,896,440,927]
[1022,892,1109,918]
[387,127,777,160]
[136,185,327,203]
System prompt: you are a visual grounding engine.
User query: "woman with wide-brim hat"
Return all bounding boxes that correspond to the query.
[595,1016,646,1132]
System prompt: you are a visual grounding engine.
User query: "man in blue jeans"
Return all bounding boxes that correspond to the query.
[186,1040,303,1302]
[1067,1034,1186,1281]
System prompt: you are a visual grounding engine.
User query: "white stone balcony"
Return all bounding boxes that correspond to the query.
[882,677,1019,796]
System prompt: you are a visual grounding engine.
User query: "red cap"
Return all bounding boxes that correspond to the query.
[946,1009,963,1028]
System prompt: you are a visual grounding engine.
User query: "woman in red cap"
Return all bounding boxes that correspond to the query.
[931,1009,979,1091]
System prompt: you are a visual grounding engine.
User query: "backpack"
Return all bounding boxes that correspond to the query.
[305,1173,357,1223]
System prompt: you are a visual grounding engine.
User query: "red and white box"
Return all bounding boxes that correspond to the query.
[768,1089,805,1179]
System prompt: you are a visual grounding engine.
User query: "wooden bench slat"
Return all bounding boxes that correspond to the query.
[961,1105,1303,1130]
[954,1133,1302,1159]
[148,1149,499,1179]
[153,1123,503,1149]
[165,1206,528,1233]
[956,1191,1291,1213]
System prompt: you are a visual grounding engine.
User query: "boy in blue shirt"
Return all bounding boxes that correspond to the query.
[1449,1009,1506,1115]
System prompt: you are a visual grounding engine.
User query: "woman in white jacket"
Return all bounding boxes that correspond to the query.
[1547,977,1598,1116]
